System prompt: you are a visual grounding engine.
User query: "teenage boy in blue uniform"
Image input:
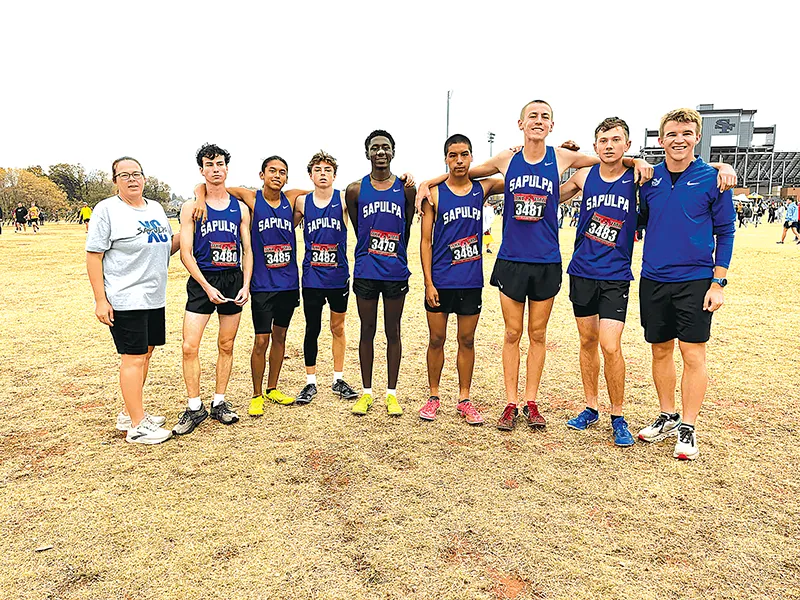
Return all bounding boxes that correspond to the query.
[418,134,504,425]
[636,108,736,461]
[174,144,253,434]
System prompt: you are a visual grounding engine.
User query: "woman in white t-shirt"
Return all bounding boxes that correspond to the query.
[86,157,180,445]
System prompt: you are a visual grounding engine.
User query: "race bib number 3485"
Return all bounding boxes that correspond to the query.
[585,213,622,247]
[368,229,400,258]
[210,241,238,267]
[513,194,547,221]
[264,243,292,268]
[449,234,480,265]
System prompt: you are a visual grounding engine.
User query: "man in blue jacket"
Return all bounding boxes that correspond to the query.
[637,108,736,461]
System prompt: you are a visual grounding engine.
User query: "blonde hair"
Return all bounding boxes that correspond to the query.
[659,108,702,138]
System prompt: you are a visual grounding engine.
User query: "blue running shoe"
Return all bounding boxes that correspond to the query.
[612,417,635,447]
[566,408,599,431]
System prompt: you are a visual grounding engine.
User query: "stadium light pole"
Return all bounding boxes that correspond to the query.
[446,90,453,139]
[488,131,496,157]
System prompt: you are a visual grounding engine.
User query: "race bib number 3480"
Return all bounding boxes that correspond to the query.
[264,243,292,268]
[585,213,622,247]
[368,229,400,258]
[210,241,238,267]
[513,194,547,221]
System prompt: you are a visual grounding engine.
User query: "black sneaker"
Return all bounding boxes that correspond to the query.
[295,383,317,405]
[210,401,239,425]
[172,404,208,435]
[332,378,358,399]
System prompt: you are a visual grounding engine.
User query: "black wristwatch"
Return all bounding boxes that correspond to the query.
[712,277,728,287]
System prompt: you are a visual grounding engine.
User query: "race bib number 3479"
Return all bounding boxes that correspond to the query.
[585,213,622,247]
[513,194,547,221]
[210,241,238,267]
[264,243,292,268]
[368,229,400,258]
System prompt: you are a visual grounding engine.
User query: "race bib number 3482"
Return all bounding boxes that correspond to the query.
[368,229,400,258]
[513,194,547,221]
[311,243,338,267]
[264,243,292,268]
[210,241,238,267]
[585,213,622,247]
[449,234,480,265]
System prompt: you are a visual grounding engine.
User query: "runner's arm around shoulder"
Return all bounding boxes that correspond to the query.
[560,168,590,203]
[293,193,306,228]
[345,181,360,236]
[480,177,505,198]
[225,187,258,212]
[404,184,417,244]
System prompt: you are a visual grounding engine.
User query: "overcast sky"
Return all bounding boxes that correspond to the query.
[2,1,795,197]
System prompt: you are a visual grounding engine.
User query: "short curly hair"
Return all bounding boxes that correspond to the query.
[307,150,338,175]
[196,143,231,167]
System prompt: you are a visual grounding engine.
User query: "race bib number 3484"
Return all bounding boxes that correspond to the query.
[368,229,400,258]
[264,243,292,268]
[513,194,547,221]
[449,234,480,265]
[210,241,238,267]
[585,213,622,247]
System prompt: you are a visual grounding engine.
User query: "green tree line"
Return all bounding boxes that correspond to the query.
[0,164,173,221]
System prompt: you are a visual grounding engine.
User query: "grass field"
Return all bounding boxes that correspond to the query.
[1,219,798,600]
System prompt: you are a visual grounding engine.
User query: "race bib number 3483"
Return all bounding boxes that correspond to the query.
[449,234,480,265]
[311,243,338,267]
[585,213,622,247]
[368,229,400,258]
[513,194,547,221]
[264,243,292,268]
[210,241,238,267]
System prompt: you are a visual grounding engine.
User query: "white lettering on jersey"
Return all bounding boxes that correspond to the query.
[363,200,403,219]
[200,220,239,237]
[442,206,482,225]
[508,174,554,195]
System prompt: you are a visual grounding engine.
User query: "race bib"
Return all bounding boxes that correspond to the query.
[311,243,338,268]
[449,234,480,265]
[368,229,399,258]
[210,241,238,267]
[513,194,547,221]
[585,213,622,247]
[264,243,292,268]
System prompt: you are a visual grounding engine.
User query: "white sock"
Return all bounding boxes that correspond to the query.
[363,387,372,396]
[307,374,317,385]
[212,393,225,407]
[188,397,202,411]
[386,388,397,398]
[333,371,343,384]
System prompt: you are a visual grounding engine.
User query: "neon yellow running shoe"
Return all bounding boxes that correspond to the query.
[266,389,295,405]
[248,394,265,417]
[351,393,373,415]
[386,394,403,417]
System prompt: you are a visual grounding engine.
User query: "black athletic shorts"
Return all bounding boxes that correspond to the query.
[303,286,349,314]
[569,275,631,322]
[639,277,713,344]
[29,218,39,225]
[353,278,409,300]
[425,287,482,315]
[109,307,166,355]
[490,259,562,303]
[186,269,244,315]
[251,289,300,334]
[783,220,796,229]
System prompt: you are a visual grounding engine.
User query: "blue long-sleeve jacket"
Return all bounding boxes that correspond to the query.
[638,158,735,282]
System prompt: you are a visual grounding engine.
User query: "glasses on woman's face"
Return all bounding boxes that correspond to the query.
[116,171,143,181]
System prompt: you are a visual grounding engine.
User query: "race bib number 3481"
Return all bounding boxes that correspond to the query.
[513,194,547,221]
[585,213,622,247]
[264,243,292,268]
[210,241,238,267]
[368,229,400,258]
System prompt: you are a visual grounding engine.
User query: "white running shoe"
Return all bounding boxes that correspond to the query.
[116,410,166,432]
[125,415,173,445]
[638,412,681,442]
[673,425,700,460]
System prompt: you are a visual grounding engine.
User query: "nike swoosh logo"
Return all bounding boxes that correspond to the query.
[392,188,401,193]
[622,294,628,298]
[622,179,632,184]
[400,286,408,292]
[544,161,554,166]
[687,182,700,186]
[616,309,624,312]
[473,192,481,196]
[330,203,340,208]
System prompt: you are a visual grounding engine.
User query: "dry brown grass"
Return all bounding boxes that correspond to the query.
[1,220,798,600]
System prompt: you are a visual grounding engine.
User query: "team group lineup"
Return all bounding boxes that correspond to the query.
[85,100,738,461]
